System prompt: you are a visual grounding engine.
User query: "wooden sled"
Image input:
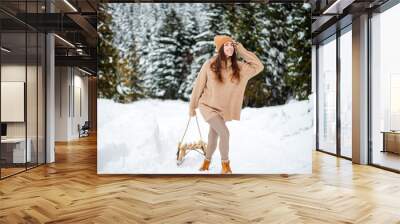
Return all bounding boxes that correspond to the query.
[176,114,207,166]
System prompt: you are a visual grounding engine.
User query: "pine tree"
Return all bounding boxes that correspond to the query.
[180,3,231,101]
[196,3,230,61]
[257,3,291,106]
[285,3,312,100]
[224,3,239,35]
[207,3,230,35]
[116,39,143,103]
[178,8,201,100]
[136,5,160,97]
[103,3,311,106]
[145,8,187,99]
[231,4,272,108]
[97,3,120,100]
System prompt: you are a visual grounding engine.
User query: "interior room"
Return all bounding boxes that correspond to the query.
[0,0,96,179]
[0,13,46,178]
[0,0,399,223]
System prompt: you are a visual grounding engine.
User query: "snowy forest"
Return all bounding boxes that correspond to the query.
[98,3,311,107]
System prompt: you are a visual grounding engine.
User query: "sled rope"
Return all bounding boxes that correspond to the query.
[179,114,204,144]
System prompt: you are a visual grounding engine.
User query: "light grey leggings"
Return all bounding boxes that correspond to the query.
[205,114,230,161]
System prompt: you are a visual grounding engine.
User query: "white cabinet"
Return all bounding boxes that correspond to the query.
[1,138,32,163]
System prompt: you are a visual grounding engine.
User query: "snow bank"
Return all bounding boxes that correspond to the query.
[98,98,313,174]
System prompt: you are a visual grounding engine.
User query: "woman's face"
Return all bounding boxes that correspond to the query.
[223,41,235,57]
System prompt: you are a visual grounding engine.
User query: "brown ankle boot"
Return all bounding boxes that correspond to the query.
[221,160,232,174]
[199,158,211,171]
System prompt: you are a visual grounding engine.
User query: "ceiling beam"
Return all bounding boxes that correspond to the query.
[55,55,97,72]
[67,13,97,39]
[311,14,335,33]
[322,0,355,14]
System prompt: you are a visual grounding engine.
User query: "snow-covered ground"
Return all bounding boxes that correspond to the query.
[97,98,314,174]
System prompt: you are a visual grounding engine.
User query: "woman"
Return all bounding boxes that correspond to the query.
[189,35,264,174]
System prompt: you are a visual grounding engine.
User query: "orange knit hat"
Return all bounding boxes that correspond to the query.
[214,35,234,52]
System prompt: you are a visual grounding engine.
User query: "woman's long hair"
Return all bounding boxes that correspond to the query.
[210,45,240,83]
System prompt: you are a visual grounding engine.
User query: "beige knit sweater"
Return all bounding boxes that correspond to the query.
[189,43,264,122]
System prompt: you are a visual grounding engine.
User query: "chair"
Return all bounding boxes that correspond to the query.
[78,121,90,138]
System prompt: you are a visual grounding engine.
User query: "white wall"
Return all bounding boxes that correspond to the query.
[1,65,26,143]
[1,65,26,131]
[55,66,69,141]
[55,66,89,141]
[1,82,25,122]
[1,64,41,138]
[72,72,89,138]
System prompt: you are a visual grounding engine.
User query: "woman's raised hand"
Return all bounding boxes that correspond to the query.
[233,41,242,54]
[232,40,239,50]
